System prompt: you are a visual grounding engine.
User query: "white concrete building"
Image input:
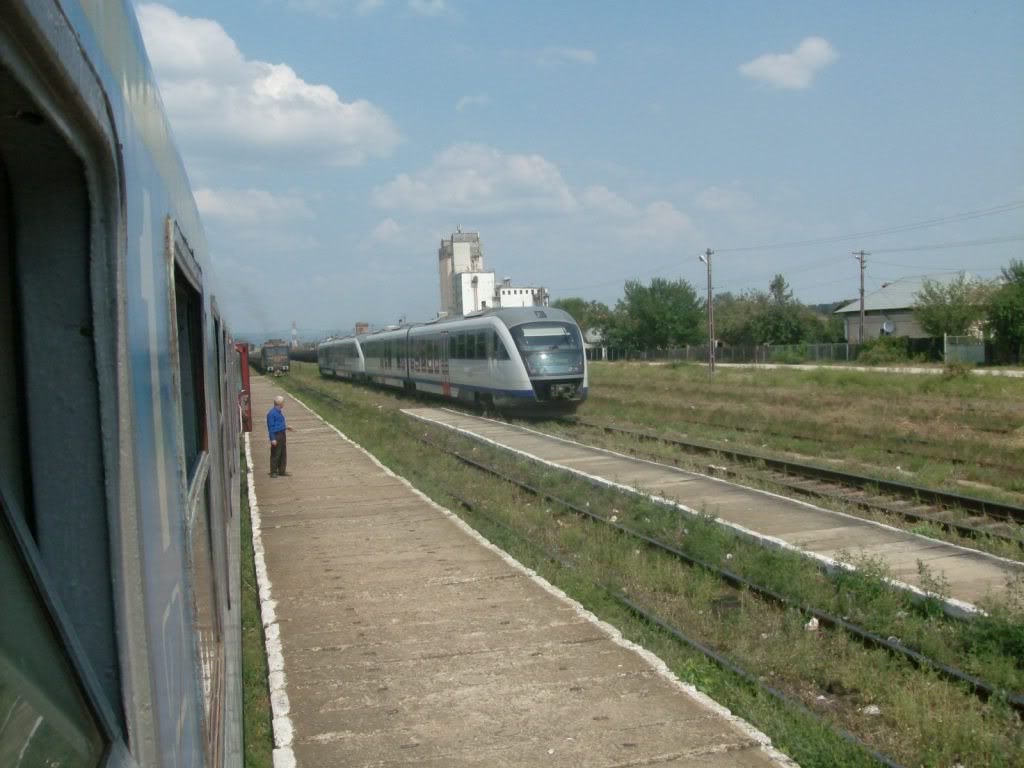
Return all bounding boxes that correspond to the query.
[438,227,484,316]
[497,279,548,308]
[437,228,550,316]
[453,271,497,316]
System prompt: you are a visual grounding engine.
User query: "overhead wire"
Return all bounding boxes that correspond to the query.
[551,200,1023,295]
[714,201,1024,254]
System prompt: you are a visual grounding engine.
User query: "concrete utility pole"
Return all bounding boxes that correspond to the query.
[852,250,869,343]
[699,249,715,375]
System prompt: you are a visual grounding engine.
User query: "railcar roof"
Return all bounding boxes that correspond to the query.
[421,307,577,328]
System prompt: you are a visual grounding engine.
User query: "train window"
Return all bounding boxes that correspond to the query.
[0,84,121,717]
[213,314,225,410]
[476,331,488,360]
[0,160,27,527]
[493,332,510,360]
[1,512,106,768]
[174,262,207,479]
[190,478,222,741]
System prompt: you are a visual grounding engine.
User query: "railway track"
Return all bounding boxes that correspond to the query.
[412,433,1024,718]
[591,394,1022,472]
[556,416,1024,549]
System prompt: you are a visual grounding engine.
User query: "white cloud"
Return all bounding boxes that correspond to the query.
[537,46,597,66]
[408,0,449,16]
[626,201,695,244]
[369,218,402,241]
[137,3,400,166]
[372,144,577,214]
[695,184,754,213]
[455,94,491,112]
[739,36,838,90]
[195,187,314,225]
[582,185,638,218]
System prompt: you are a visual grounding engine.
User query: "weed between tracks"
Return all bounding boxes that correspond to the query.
[278,363,1024,767]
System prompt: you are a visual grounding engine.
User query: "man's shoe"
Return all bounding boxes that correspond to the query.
[279,472,291,477]
[270,473,278,478]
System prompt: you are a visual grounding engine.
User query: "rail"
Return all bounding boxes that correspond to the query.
[558,416,1024,546]
[415,433,1024,716]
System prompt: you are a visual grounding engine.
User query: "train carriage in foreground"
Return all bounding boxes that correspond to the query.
[2,2,243,766]
[318,307,589,414]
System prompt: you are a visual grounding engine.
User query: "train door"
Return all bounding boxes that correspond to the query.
[441,331,451,397]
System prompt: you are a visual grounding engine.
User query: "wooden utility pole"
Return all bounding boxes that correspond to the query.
[700,249,715,375]
[852,250,869,343]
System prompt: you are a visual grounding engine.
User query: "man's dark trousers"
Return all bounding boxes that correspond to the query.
[270,431,287,475]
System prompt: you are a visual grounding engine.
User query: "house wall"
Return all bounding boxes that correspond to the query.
[843,310,926,341]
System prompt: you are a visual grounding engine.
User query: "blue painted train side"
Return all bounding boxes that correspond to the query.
[318,307,589,414]
[1,2,242,766]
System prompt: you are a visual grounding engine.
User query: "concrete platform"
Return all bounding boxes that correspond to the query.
[402,407,1023,612]
[247,377,794,767]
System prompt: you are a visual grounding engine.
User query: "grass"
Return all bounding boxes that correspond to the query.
[273,363,1024,767]
[579,361,1024,503]
[240,449,274,768]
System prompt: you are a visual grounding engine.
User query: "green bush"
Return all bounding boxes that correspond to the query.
[856,336,910,365]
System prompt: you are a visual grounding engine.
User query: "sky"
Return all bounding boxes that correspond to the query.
[133,0,1024,338]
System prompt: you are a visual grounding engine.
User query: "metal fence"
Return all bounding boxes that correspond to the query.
[589,342,860,364]
[943,335,985,365]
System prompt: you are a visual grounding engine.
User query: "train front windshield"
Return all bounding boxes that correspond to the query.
[511,322,584,376]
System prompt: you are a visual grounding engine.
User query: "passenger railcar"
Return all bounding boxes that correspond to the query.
[2,2,243,766]
[317,335,365,381]
[319,308,588,414]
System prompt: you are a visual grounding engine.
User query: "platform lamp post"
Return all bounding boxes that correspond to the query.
[699,249,715,376]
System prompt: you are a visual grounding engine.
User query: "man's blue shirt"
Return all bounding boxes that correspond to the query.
[267,406,286,441]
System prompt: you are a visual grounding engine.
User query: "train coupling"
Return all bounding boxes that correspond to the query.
[549,382,579,399]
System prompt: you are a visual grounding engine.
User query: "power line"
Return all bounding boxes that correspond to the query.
[714,201,1024,254]
[870,233,1024,254]
[549,200,1024,295]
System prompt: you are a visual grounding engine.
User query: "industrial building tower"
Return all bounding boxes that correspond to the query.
[437,227,548,317]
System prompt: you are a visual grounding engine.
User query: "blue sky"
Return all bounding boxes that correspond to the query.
[135,1,1024,337]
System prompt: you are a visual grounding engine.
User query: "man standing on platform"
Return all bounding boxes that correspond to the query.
[267,395,294,477]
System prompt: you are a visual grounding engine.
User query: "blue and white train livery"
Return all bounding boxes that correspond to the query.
[318,307,588,414]
[2,2,243,766]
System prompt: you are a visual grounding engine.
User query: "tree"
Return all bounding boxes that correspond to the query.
[987,260,1024,362]
[610,277,704,348]
[750,274,806,344]
[713,290,766,345]
[913,272,991,337]
[550,297,612,334]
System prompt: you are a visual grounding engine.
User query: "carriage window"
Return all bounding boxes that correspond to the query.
[174,262,207,479]
[213,317,226,412]
[0,86,121,718]
[476,331,488,360]
[493,332,510,360]
[0,514,106,768]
